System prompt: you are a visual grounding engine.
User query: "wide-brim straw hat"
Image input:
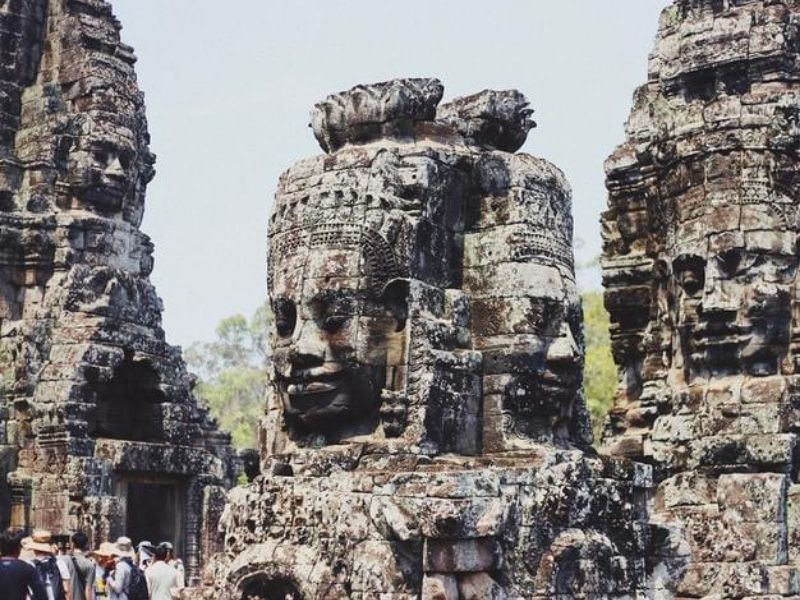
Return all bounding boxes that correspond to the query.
[23,530,55,554]
[112,536,135,559]
[19,538,36,560]
[91,541,117,559]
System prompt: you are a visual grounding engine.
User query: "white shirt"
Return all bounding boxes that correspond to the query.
[145,561,178,600]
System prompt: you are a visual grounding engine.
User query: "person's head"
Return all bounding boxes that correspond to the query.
[153,545,168,562]
[71,532,90,553]
[0,528,25,557]
[91,542,117,568]
[159,541,174,559]
[26,530,56,558]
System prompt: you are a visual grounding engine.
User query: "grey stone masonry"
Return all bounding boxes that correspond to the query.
[602,0,800,596]
[204,78,652,599]
[0,0,236,582]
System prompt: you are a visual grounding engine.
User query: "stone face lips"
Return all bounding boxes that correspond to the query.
[207,78,651,599]
[602,0,800,596]
[0,0,235,582]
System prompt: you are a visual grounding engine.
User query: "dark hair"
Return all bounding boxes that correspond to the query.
[0,529,25,557]
[153,545,168,561]
[71,532,89,551]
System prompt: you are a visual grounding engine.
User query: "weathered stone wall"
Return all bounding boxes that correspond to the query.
[207,79,651,599]
[0,0,235,581]
[602,0,800,596]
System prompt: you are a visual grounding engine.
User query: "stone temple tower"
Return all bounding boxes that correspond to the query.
[0,0,235,581]
[602,0,800,596]
[208,78,652,599]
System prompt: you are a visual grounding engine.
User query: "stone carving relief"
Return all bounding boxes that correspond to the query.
[0,0,235,581]
[206,78,651,600]
[602,0,800,596]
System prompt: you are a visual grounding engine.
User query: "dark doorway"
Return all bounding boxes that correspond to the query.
[119,477,184,554]
[240,576,303,600]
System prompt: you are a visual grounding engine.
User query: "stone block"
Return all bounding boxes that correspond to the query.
[745,434,797,468]
[655,472,715,510]
[787,485,800,563]
[767,566,800,596]
[718,473,787,523]
[421,574,458,600]
[423,538,501,573]
[352,540,422,594]
[457,572,507,600]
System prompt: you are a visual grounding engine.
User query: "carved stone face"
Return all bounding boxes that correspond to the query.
[65,116,154,216]
[669,212,798,380]
[270,246,405,436]
[495,268,583,440]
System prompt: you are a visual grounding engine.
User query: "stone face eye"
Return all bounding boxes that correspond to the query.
[321,315,348,333]
[673,255,706,297]
[274,298,297,338]
[717,248,744,277]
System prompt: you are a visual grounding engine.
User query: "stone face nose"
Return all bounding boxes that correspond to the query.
[701,279,738,317]
[546,323,579,366]
[104,156,126,180]
[289,321,328,368]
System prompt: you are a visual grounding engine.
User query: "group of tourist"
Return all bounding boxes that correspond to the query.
[0,528,185,600]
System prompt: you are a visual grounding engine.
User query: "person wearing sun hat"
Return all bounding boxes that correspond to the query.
[104,537,134,600]
[91,542,117,599]
[25,530,71,600]
[136,541,154,570]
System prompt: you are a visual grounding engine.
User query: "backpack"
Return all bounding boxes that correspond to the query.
[120,557,149,600]
[35,557,65,600]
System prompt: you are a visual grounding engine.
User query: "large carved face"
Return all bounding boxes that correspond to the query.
[65,115,154,216]
[667,194,799,380]
[491,266,583,440]
[270,243,405,436]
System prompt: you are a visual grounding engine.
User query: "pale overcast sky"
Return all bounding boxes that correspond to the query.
[112,0,672,347]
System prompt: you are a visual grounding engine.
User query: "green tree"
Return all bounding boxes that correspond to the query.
[185,303,272,449]
[582,291,618,442]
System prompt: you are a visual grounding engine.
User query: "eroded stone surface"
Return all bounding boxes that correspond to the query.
[205,79,650,599]
[602,0,800,596]
[0,0,235,581]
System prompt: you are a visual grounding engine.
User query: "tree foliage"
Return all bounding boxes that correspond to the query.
[582,291,618,442]
[185,303,271,449]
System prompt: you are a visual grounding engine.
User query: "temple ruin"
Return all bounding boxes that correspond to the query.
[602,0,800,596]
[7,0,800,598]
[203,78,652,599]
[0,0,235,581]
